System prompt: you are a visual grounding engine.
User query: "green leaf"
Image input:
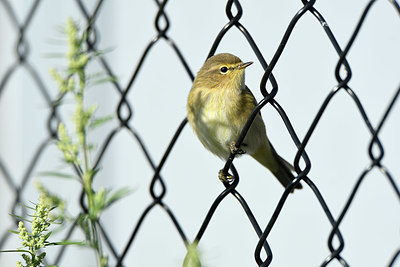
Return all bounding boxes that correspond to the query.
[87,71,117,85]
[90,76,117,86]
[89,115,114,129]
[36,171,78,180]
[49,240,86,246]
[22,253,31,262]
[8,230,20,235]
[92,188,107,217]
[19,202,36,210]
[92,48,114,58]
[37,252,47,262]
[0,249,30,253]
[104,187,133,209]
[43,231,53,242]
[88,71,106,79]
[9,214,32,223]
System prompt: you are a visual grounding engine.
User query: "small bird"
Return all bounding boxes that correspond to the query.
[187,53,301,190]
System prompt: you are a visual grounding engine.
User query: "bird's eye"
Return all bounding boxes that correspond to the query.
[220,66,228,74]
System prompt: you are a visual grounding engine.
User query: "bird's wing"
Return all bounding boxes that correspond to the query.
[243,86,262,117]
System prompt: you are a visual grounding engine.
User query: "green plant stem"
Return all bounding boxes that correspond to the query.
[76,71,106,267]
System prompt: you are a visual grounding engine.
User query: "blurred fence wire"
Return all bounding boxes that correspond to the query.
[1,0,400,266]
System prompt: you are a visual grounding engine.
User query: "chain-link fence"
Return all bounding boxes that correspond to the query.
[1,0,399,266]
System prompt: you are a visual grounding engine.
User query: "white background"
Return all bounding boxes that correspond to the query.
[1,1,399,266]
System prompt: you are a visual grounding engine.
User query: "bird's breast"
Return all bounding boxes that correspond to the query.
[190,88,244,159]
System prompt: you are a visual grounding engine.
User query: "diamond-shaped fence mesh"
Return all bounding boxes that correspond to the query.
[0,0,399,266]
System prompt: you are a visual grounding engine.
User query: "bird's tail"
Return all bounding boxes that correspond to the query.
[251,142,302,191]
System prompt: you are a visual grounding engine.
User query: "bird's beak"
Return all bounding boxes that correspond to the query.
[238,61,253,69]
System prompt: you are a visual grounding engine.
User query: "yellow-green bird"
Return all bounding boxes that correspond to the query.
[187,53,301,190]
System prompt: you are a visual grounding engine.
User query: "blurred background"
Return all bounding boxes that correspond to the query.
[1,0,399,266]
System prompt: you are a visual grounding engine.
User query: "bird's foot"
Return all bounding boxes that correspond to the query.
[230,142,246,155]
[218,169,234,183]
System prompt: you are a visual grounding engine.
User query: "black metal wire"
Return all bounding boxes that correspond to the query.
[0,0,399,266]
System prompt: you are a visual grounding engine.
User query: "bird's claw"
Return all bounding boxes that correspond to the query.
[218,169,234,183]
[230,142,245,155]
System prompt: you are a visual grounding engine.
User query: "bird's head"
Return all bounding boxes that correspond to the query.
[194,53,253,91]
